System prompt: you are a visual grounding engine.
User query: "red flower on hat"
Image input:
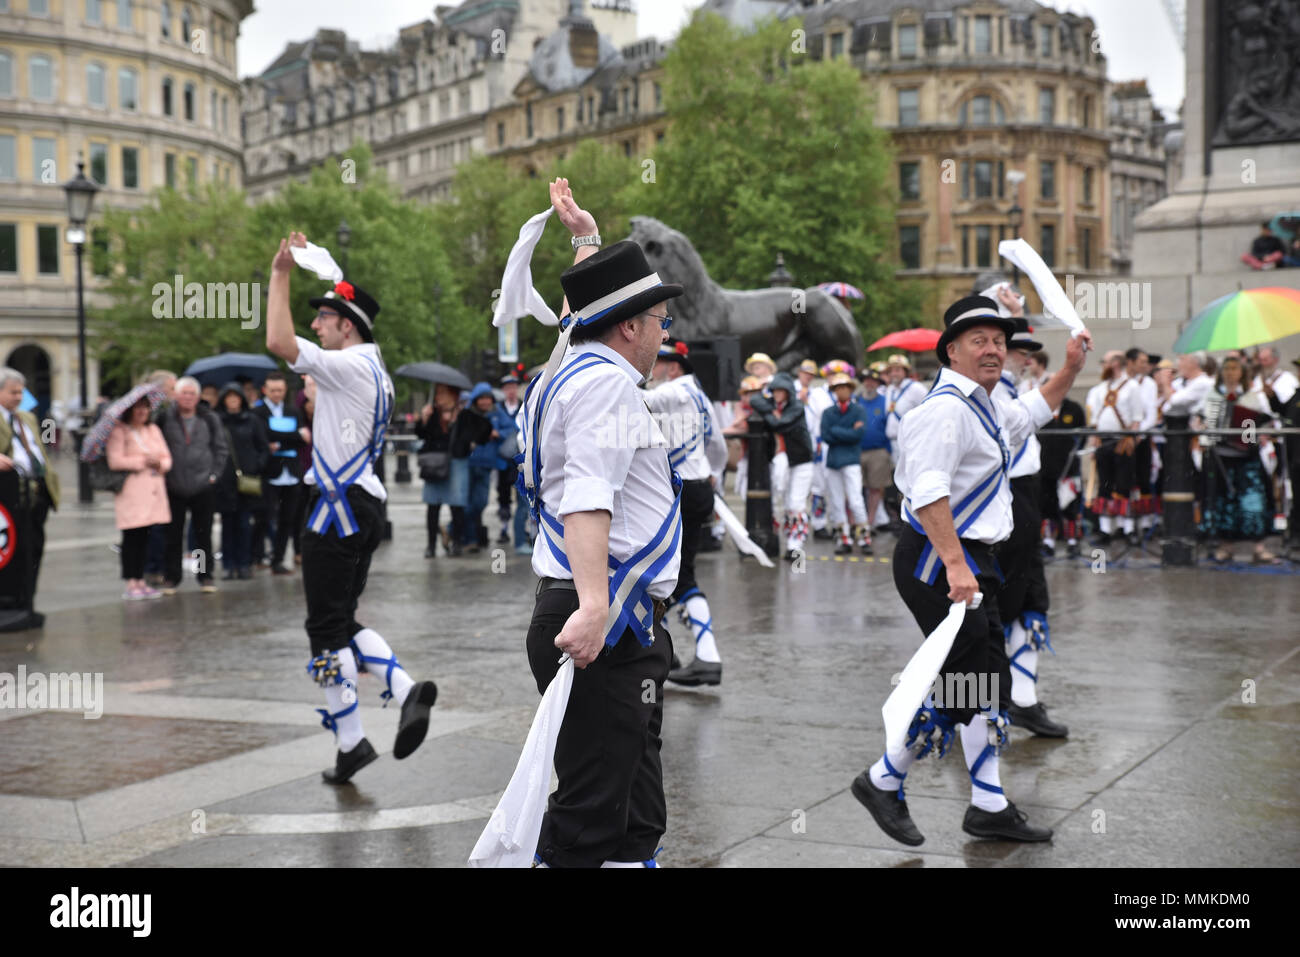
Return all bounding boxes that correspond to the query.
[334,281,356,301]
[674,341,689,356]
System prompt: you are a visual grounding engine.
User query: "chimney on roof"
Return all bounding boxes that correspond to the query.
[563,1,599,69]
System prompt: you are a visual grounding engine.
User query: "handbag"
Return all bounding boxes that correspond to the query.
[418,450,450,482]
[223,426,263,497]
[89,457,128,494]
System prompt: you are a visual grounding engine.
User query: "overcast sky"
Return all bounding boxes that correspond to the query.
[238,0,1186,116]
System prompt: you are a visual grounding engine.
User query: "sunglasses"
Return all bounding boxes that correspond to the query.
[645,312,673,330]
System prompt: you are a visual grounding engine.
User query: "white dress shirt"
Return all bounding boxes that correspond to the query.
[644,374,727,482]
[995,375,1042,478]
[1253,369,1299,407]
[1084,380,1108,426]
[896,367,1053,545]
[1092,374,1145,434]
[527,341,680,599]
[288,337,392,502]
[7,411,46,478]
[1135,375,1159,430]
[1161,373,1214,418]
[803,383,833,445]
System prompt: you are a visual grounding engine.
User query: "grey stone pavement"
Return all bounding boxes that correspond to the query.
[2,454,1298,868]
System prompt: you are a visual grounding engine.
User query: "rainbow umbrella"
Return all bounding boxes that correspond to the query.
[1173,287,1300,353]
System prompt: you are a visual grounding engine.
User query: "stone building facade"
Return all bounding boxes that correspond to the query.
[1,0,250,416]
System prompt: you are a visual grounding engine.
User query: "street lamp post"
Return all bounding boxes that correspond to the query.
[63,160,100,505]
[336,218,351,273]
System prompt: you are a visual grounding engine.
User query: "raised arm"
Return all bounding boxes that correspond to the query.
[266,232,306,364]
[550,178,600,321]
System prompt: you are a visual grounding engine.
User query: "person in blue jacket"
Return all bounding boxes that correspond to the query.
[856,363,891,548]
[464,382,506,551]
[820,373,871,555]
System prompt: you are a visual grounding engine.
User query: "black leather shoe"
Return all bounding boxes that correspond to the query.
[962,801,1052,842]
[1066,542,1081,558]
[1009,702,1068,738]
[812,527,835,541]
[322,738,378,785]
[834,542,853,555]
[858,541,873,556]
[393,680,438,759]
[851,771,924,846]
[667,658,721,687]
[1090,532,1111,547]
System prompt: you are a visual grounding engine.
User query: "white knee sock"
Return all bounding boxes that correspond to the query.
[1099,514,1114,534]
[868,745,917,793]
[1006,621,1039,707]
[683,594,720,663]
[962,715,1008,812]
[323,646,365,752]
[351,627,415,706]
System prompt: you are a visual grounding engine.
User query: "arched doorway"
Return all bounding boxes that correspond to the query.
[6,344,51,421]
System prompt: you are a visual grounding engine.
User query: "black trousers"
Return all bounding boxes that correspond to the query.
[301,487,383,656]
[893,527,1010,724]
[671,478,714,602]
[525,585,673,868]
[165,487,215,584]
[997,474,1049,624]
[261,481,304,564]
[27,485,50,597]
[120,526,150,580]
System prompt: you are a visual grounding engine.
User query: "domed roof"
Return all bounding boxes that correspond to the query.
[527,18,622,92]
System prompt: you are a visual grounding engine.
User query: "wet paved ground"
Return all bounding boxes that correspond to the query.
[2,456,1297,867]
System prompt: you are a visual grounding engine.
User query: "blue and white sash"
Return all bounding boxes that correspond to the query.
[1000,376,1031,472]
[900,383,1008,584]
[668,384,713,470]
[307,355,391,538]
[516,352,683,648]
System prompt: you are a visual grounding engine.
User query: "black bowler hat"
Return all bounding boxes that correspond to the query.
[1009,317,1042,353]
[559,241,683,336]
[309,280,380,342]
[656,338,694,374]
[936,295,1017,366]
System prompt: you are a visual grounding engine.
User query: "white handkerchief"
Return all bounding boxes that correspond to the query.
[290,242,344,283]
[997,239,1085,337]
[882,602,967,755]
[494,208,560,329]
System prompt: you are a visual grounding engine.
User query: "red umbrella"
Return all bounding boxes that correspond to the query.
[866,328,942,352]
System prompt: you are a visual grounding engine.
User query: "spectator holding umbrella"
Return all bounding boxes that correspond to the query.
[416,383,463,558]
[106,391,172,600]
[214,382,270,580]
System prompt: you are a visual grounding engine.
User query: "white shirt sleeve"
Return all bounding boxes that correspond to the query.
[897,399,965,510]
[1162,376,1210,417]
[287,336,350,391]
[1001,388,1053,447]
[555,368,638,519]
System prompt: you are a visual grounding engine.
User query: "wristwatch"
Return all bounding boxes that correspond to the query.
[571,233,601,251]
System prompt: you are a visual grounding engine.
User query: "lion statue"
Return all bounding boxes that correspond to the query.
[626,217,864,370]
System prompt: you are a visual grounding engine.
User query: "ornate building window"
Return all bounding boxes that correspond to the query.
[897,88,919,126]
[899,225,920,268]
[161,0,171,38]
[899,161,920,200]
[898,24,917,58]
[29,55,54,101]
[86,62,106,107]
[959,94,1004,126]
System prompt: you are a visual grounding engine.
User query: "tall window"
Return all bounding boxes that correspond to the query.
[181,4,192,43]
[654,82,661,109]
[186,156,197,187]
[183,81,195,121]
[210,89,217,126]
[89,142,107,184]
[898,24,918,58]
[1040,160,1055,199]
[899,225,920,269]
[1083,166,1093,203]
[556,106,565,134]
[1039,24,1052,55]
[973,15,992,54]
[525,102,533,138]
[221,95,228,132]
[160,0,171,37]
[117,0,131,29]
[975,224,992,267]
[960,95,1003,126]
[164,152,176,188]
[91,227,110,276]
[0,134,14,180]
[1041,224,1056,267]
[1080,227,1092,269]
[162,76,173,115]
[122,145,138,188]
[830,32,844,59]
[0,224,15,272]
[897,88,919,126]
[86,62,106,107]
[974,160,993,199]
[118,67,137,110]
[496,121,504,147]
[1038,87,1054,124]
[32,137,55,183]
[30,0,49,14]
[621,86,630,115]
[899,161,920,201]
[87,0,102,24]
[0,53,11,96]
[29,55,54,101]
[38,224,60,274]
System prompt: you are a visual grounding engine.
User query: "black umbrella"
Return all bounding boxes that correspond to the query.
[184,352,280,387]
[394,362,473,392]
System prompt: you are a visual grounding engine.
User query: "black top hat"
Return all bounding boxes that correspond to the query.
[656,337,694,374]
[309,280,379,342]
[559,241,683,337]
[936,295,1017,366]
[1008,317,1042,353]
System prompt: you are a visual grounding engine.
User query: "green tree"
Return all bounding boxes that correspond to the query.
[645,12,925,343]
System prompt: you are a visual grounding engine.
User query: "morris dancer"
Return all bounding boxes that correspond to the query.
[266,232,438,784]
[851,296,1090,845]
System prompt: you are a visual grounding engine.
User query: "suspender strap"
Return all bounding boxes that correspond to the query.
[307,355,391,538]
[668,387,713,468]
[901,463,1003,585]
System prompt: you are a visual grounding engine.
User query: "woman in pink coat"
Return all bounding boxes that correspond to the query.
[107,397,173,600]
